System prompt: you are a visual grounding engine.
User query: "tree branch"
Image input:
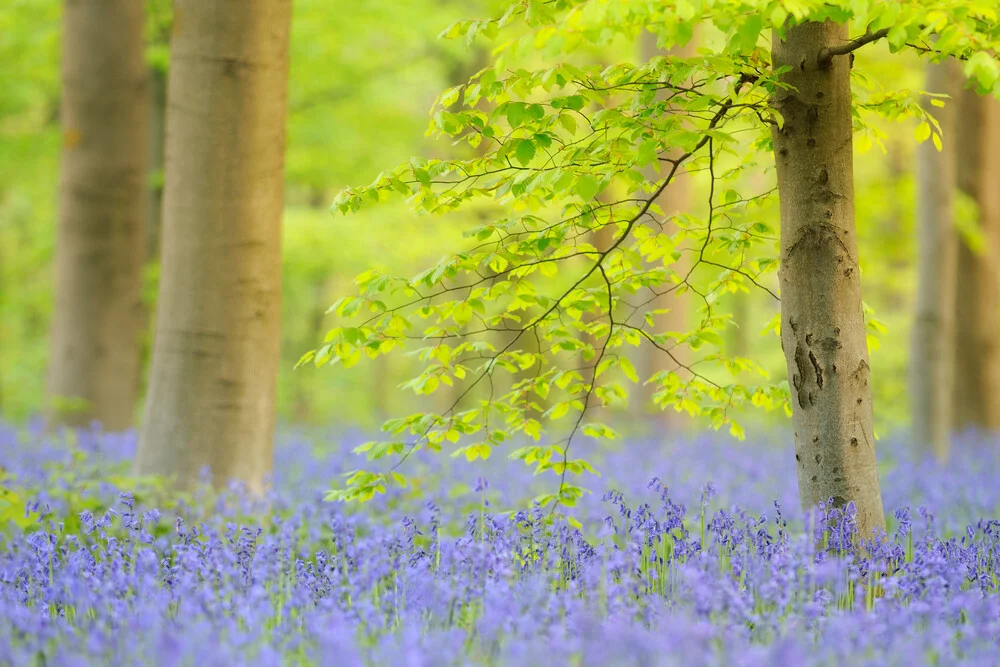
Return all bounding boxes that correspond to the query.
[818,28,890,67]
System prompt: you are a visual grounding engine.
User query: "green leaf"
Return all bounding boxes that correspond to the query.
[515,139,536,166]
[964,52,1000,91]
[413,168,431,187]
[575,175,600,201]
[732,14,763,53]
[619,357,639,383]
[552,95,584,111]
[505,102,529,128]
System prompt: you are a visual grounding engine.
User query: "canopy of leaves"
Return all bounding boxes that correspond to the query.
[308,0,1000,508]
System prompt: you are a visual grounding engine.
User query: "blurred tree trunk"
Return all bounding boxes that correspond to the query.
[293,279,330,423]
[953,88,1000,432]
[727,292,750,357]
[47,0,148,430]
[633,33,695,433]
[911,61,959,461]
[137,66,169,405]
[771,22,886,537]
[725,170,770,362]
[136,0,293,492]
[146,68,168,261]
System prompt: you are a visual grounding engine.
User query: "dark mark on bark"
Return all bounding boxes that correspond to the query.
[821,336,842,351]
[851,359,870,383]
[793,343,812,408]
[809,350,823,388]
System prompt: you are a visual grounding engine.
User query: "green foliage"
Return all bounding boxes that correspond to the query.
[0,0,499,425]
[0,0,61,420]
[0,445,168,539]
[309,0,1000,507]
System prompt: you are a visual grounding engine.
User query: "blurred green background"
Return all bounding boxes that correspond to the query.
[0,0,944,436]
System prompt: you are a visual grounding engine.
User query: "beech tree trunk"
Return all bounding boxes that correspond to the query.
[47,0,147,431]
[136,0,292,492]
[770,22,886,537]
[953,88,1000,432]
[911,61,960,461]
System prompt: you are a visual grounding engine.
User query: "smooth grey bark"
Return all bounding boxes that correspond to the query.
[953,87,1000,433]
[911,61,960,461]
[136,0,293,492]
[771,22,886,537]
[48,0,148,430]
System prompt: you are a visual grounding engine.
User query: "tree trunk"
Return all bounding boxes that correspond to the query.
[770,22,886,537]
[293,279,330,424]
[953,87,1000,432]
[136,0,292,492]
[911,61,960,461]
[137,66,169,405]
[47,0,148,431]
[146,67,168,261]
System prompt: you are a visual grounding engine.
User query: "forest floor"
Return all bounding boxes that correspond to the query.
[1,422,999,665]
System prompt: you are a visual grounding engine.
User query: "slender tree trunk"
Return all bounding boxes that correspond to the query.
[293,279,330,423]
[725,172,769,367]
[47,0,147,430]
[136,0,292,492]
[726,292,750,357]
[953,88,1000,432]
[911,61,960,461]
[146,68,168,261]
[137,66,169,404]
[634,33,694,433]
[771,22,886,537]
